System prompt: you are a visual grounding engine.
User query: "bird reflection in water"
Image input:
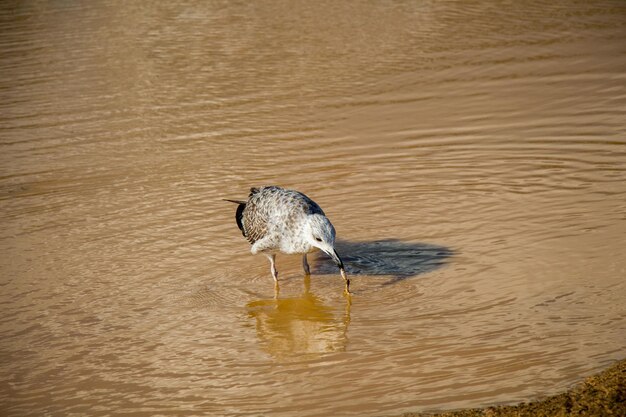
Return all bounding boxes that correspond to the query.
[246,275,351,360]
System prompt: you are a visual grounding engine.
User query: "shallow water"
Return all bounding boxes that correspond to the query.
[1,1,625,416]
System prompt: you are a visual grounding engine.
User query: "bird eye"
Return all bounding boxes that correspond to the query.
[314,236,322,242]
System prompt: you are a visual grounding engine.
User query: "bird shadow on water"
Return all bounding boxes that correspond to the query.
[312,239,454,286]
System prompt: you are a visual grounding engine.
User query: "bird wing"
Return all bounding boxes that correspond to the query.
[239,186,326,245]
[300,195,325,216]
[263,186,325,216]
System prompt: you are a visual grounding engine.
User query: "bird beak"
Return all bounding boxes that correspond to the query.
[325,248,350,294]
[325,248,344,270]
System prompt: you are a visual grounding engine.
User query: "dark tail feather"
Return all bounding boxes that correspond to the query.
[223,199,246,235]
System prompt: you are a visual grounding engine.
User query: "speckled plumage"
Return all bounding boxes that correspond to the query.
[226,186,350,292]
[240,186,324,253]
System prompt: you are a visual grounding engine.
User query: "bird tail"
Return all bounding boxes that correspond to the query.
[223,199,246,235]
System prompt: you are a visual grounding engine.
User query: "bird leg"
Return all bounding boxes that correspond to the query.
[302,254,311,275]
[266,253,278,282]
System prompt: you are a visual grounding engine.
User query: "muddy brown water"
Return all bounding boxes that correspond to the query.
[1,1,625,416]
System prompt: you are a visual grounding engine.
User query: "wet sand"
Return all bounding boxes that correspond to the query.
[402,359,625,417]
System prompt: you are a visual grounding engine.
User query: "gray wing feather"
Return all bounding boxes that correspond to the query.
[240,186,323,245]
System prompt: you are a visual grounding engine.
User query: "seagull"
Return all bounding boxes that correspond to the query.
[225,186,350,293]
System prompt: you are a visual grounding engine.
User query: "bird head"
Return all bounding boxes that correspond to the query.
[305,214,344,270]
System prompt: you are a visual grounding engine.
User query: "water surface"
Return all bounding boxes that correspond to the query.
[1,1,625,416]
